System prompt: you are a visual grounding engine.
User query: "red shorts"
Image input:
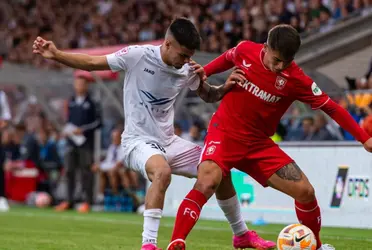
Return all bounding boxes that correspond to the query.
[200,130,294,187]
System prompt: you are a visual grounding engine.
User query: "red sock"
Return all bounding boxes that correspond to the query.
[295,199,322,248]
[171,189,207,241]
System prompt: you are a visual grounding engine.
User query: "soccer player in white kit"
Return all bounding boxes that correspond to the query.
[33,17,274,250]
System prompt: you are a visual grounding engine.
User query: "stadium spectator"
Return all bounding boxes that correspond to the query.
[1,0,371,67]
[36,128,62,199]
[1,128,20,162]
[55,76,101,213]
[181,120,205,143]
[307,113,338,141]
[285,116,314,141]
[12,122,40,168]
[91,128,140,205]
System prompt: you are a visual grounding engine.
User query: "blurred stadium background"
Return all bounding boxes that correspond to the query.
[0,0,372,249]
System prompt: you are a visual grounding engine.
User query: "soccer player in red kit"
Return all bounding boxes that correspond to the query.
[167,24,372,250]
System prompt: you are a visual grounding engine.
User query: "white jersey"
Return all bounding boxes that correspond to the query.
[106,45,200,148]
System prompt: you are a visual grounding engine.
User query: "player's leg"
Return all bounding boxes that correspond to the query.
[118,168,141,207]
[267,163,325,249]
[242,141,331,250]
[143,154,171,249]
[168,134,267,250]
[78,148,94,212]
[55,148,76,211]
[99,171,107,196]
[128,169,140,189]
[166,136,250,239]
[215,175,275,250]
[125,141,170,250]
[168,159,223,250]
[164,137,222,248]
[215,174,248,236]
[107,168,119,194]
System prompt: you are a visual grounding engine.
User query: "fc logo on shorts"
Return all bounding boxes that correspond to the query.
[206,145,216,155]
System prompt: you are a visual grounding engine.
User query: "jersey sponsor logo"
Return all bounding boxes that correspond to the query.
[144,68,155,75]
[115,47,129,57]
[237,80,281,103]
[140,90,173,106]
[311,82,322,96]
[275,76,287,90]
[242,60,252,69]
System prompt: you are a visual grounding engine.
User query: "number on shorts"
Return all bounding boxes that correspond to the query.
[147,142,166,153]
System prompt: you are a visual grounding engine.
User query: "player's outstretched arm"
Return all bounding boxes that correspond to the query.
[320,100,372,152]
[32,36,110,71]
[196,68,246,103]
[204,49,236,77]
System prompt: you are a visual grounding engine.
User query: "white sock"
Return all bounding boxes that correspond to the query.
[217,195,248,236]
[142,209,162,245]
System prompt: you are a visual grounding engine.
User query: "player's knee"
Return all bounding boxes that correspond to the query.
[295,183,316,203]
[151,167,172,192]
[195,161,223,198]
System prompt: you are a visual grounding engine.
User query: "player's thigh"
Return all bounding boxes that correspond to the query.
[166,136,203,178]
[236,141,294,187]
[267,162,315,203]
[125,141,169,182]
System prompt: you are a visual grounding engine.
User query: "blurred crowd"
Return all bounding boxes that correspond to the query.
[1,0,371,68]
[0,78,144,212]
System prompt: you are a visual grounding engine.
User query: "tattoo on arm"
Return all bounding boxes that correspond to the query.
[196,81,224,103]
[275,162,303,182]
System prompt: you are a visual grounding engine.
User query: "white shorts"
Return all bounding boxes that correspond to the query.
[124,136,202,179]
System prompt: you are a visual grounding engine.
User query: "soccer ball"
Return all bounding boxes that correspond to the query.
[277,224,317,250]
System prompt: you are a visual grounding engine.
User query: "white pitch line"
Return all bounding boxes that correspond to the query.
[2,211,372,243]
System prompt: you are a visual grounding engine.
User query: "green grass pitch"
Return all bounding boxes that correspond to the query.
[0,206,370,249]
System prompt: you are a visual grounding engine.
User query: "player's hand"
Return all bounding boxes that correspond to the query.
[363,138,372,153]
[189,60,207,81]
[32,36,58,59]
[225,68,246,87]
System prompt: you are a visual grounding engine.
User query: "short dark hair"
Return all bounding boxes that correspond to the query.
[267,24,301,61]
[168,17,201,50]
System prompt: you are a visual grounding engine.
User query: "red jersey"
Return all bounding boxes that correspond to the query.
[212,41,330,141]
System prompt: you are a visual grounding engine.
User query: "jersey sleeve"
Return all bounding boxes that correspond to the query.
[106,46,144,72]
[292,68,330,109]
[187,72,201,91]
[203,41,250,76]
